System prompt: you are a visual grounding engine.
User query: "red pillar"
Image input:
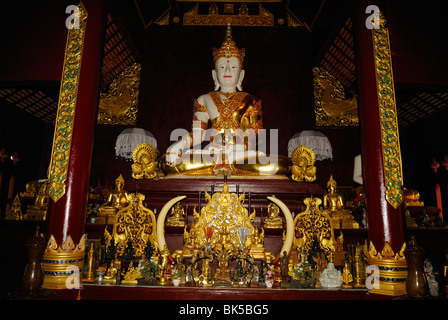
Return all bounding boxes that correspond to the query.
[353,0,407,296]
[43,0,107,294]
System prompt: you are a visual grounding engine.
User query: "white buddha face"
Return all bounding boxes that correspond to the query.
[212,57,245,92]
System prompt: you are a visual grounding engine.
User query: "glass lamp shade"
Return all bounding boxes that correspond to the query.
[115,128,157,159]
[288,130,332,161]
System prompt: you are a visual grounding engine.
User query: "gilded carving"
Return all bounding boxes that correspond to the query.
[313,66,358,126]
[105,193,158,258]
[372,13,403,209]
[42,234,86,289]
[364,241,407,296]
[183,183,257,252]
[97,62,141,125]
[290,145,317,182]
[48,2,87,202]
[131,143,158,180]
[293,197,336,262]
[183,3,274,26]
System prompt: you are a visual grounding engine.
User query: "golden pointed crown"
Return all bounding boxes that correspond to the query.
[212,24,245,68]
[327,174,337,188]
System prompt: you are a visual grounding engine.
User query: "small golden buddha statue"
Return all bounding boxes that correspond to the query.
[97,174,130,224]
[24,180,49,220]
[290,146,317,182]
[162,25,290,177]
[159,245,171,285]
[5,194,23,220]
[341,262,354,288]
[333,233,347,267]
[103,260,118,283]
[166,202,186,227]
[215,225,233,251]
[122,261,138,285]
[323,175,359,229]
[248,227,266,259]
[263,197,283,229]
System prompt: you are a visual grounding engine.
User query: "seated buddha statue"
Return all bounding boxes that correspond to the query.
[97,174,130,224]
[215,225,234,252]
[248,227,266,259]
[24,180,49,220]
[323,175,359,229]
[162,25,289,177]
[166,201,186,227]
[263,197,283,229]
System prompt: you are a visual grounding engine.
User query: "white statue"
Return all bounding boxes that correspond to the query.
[162,25,289,176]
[319,262,342,289]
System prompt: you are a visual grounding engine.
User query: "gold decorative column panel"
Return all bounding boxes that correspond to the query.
[372,13,403,209]
[353,1,407,297]
[43,0,108,296]
[48,3,88,202]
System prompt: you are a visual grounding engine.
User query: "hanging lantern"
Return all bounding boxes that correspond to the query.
[288,130,333,161]
[115,128,157,160]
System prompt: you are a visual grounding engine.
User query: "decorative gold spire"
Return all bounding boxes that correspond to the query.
[327,174,337,188]
[212,24,245,67]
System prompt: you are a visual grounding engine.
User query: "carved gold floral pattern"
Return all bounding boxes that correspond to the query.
[48,3,87,202]
[372,13,403,209]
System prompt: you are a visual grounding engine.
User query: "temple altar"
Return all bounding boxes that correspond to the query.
[2,0,448,306]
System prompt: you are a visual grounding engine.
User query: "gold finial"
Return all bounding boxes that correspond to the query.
[327,174,336,188]
[212,24,245,68]
[116,174,125,185]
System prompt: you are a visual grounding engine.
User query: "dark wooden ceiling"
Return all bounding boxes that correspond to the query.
[1,0,447,130]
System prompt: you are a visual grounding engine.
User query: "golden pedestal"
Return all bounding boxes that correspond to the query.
[96,207,116,224]
[365,241,407,296]
[42,235,86,290]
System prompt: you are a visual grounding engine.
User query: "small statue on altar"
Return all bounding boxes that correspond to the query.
[320,262,342,289]
[105,238,117,262]
[159,245,170,273]
[323,175,359,229]
[144,238,154,260]
[263,197,283,229]
[259,259,268,283]
[290,145,317,182]
[162,25,289,177]
[341,262,353,288]
[215,225,233,252]
[298,246,308,264]
[166,201,186,227]
[103,259,118,283]
[24,180,49,220]
[97,174,130,224]
[314,252,328,289]
[122,238,135,261]
[171,253,186,285]
[280,251,289,281]
[424,258,439,296]
[333,233,347,267]
[122,261,138,285]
